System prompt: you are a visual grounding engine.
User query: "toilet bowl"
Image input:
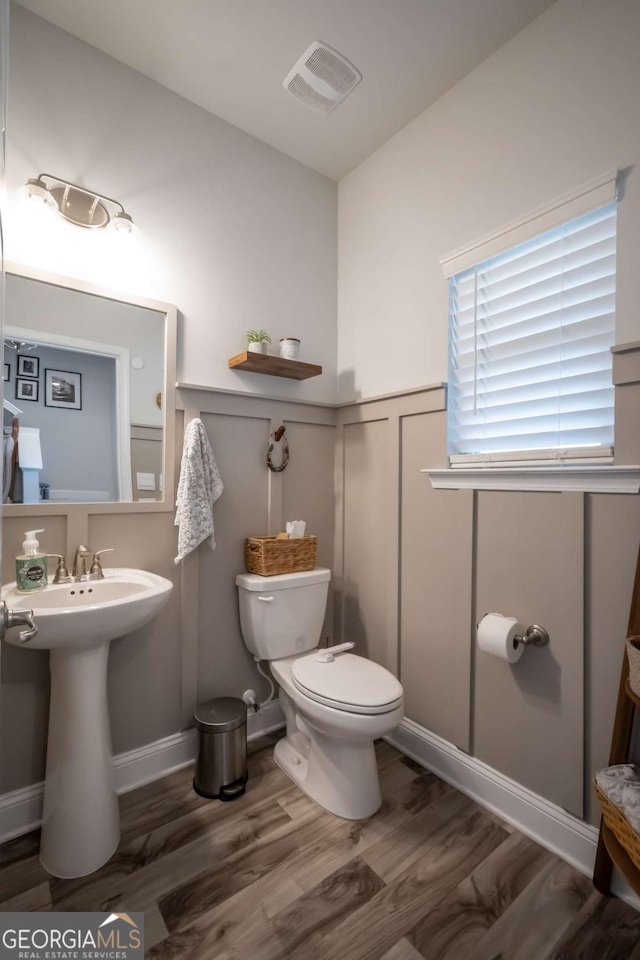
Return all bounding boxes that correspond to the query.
[236,567,404,820]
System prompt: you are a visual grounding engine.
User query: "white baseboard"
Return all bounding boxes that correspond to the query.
[3,705,637,911]
[0,699,284,845]
[386,718,640,911]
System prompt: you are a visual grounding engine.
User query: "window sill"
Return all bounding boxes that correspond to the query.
[422,466,640,494]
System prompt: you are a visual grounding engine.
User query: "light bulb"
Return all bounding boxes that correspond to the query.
[21,177,57,211]
[111,211,136,235]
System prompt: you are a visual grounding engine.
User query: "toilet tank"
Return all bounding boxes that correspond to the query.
[236,568,331,660]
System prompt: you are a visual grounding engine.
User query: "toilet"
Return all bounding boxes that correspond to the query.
[236,567,404,819]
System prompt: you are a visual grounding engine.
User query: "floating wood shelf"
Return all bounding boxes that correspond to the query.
[228,351,322,381]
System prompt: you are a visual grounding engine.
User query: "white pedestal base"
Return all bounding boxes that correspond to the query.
[40,642,120,878]
[274,727,382,820]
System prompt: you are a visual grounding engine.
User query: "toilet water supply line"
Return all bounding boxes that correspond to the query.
[242,659,276,713]
[255,659,276,704]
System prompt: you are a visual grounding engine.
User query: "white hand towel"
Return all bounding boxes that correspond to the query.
[174,418,223,563]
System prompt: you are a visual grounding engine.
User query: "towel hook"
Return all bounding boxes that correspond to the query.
[267,426,289,473]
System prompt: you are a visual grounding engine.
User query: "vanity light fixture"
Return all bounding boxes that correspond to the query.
[21,174,136,233]
[4,339,37,352]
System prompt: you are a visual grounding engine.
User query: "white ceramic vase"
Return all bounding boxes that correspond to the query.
[248,342,268,354]
[280,338,300,360]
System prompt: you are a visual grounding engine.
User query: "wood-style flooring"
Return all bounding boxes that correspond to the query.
[1,734,640,959]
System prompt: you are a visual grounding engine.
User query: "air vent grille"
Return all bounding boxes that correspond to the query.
[284,41,362,114]
[305,46,357,95]
[286,74,336,114]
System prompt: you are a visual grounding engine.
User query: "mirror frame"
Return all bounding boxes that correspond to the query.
[3,261,177,517]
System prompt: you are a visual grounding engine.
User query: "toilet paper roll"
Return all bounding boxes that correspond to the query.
[477,613,525,663]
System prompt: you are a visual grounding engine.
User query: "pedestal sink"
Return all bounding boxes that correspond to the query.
[1,568,173,878]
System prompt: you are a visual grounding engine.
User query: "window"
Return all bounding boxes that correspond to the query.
[446,200,617,464]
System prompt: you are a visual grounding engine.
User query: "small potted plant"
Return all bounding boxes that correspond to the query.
[245,330,271,355]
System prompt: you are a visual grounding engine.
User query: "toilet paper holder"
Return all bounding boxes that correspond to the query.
[477,615,550,648]
[514,624,549,647]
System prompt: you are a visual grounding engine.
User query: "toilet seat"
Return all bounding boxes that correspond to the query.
[290,652,403,715]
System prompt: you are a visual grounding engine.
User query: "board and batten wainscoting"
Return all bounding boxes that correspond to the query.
[3,349,640,900]
[0,386,336,835]
[175,386,336,730]
[333,344,640,833]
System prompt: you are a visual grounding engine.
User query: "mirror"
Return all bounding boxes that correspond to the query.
[3,268,174,506]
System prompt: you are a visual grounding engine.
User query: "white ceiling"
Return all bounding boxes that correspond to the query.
[16,0,556,181]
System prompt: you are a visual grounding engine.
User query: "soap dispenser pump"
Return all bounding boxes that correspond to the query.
[16,529,48,593]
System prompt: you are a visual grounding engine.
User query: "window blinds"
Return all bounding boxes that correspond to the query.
[447,202,617,461]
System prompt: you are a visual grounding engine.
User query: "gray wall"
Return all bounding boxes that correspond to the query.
[6,5,338,405]
[0,392,336,793]
[333,352,640,824]
[5,344,119,500]
[0,2,338,795]
[3,368,639,832]
[180,390,336,729]
[130,426,163,502]
[337,0,640,400]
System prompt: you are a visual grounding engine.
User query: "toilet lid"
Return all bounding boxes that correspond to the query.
[291,652,403,715]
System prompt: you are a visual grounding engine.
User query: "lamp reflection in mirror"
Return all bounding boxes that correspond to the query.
[4,338,37,351]
[21,174,135,234]
[17,426,43,504]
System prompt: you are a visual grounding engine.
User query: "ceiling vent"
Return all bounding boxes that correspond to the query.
[283,41,362,114]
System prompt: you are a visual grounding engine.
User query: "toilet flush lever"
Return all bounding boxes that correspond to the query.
[257,595,275,603]
[314,642,354,663]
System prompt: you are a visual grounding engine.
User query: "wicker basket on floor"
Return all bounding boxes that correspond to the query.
[245,535,317,577]
[626,636,640,698]
[594,780,640,872]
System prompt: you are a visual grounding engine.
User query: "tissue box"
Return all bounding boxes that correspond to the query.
[245,536,317,576]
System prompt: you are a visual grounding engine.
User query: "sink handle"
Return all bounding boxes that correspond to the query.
[0,603,38,643]
[90,548,115,577]
[48,554,70,583]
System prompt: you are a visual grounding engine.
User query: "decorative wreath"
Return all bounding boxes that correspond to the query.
[266,426,290,472]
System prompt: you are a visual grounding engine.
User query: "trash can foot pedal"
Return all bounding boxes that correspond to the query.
[192,773,247,801]
[220,774,248,801]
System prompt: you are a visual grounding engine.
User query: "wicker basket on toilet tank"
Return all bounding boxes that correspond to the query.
[244,536,317,576]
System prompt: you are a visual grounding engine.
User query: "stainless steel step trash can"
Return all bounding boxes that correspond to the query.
[193,697,248,800]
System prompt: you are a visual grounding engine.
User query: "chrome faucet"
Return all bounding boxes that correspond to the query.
[50,547,115,584]
[72,545,91,578]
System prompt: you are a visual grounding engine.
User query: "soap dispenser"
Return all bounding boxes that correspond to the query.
[16,529,48,593]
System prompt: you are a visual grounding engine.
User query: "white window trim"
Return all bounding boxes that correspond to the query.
[422,465,640,495]
[449,446,613,468]
[442,171,618,468]
[440,169,618,278]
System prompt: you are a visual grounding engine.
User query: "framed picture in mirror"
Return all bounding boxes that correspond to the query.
[16,377,39,401]
[17,354,39,378]
[45,368,82,410]
[3,363,10,382]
